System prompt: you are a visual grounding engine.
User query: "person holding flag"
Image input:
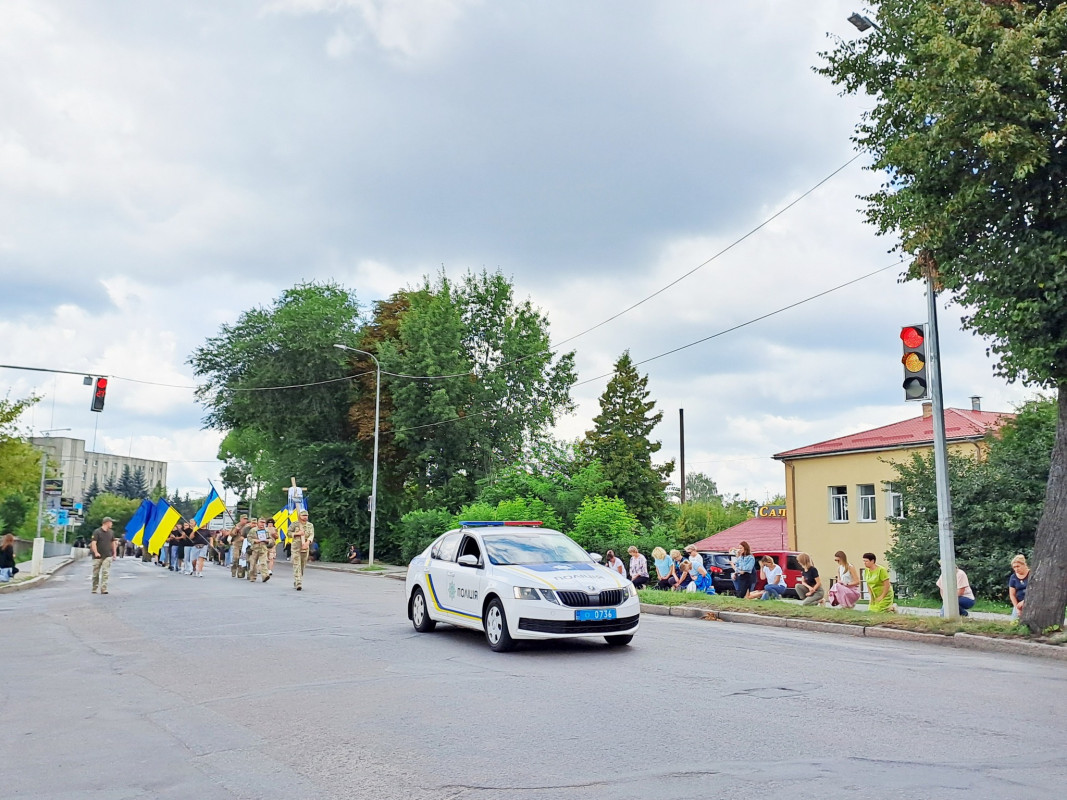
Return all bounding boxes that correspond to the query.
[124,499,153,559]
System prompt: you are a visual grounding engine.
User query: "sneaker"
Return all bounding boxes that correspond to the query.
[296,585,302,591]
[262,573,271,583]
[101,590,108,595]
[91,589,98,594]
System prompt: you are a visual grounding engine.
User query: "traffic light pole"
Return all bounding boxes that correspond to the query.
[924,269,960,619]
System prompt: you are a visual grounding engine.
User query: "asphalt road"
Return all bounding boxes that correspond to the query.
[3,557,1065,800]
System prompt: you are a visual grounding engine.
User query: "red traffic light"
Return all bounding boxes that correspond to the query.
[91,377,108,412]
[900,326,924,349]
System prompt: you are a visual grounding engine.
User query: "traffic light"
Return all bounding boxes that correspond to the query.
[90,377,108,412]
[900,324,929,401]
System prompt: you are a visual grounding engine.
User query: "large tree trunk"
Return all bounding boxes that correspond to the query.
[1021,383,1067,632]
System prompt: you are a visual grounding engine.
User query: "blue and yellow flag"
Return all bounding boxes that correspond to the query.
[145,498,182,555]
[125,498,153,545]
[272,506,291,540]
[192,486,226,531]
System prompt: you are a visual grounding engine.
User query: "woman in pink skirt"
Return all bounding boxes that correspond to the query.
[827,550,861,608]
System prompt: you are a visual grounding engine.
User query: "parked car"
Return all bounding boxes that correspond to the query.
[698,551,736,595]
[752,551,804,599]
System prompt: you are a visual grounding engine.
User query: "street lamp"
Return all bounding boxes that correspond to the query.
[334,343,380,566]
[847,11,959,618]
[847,12,878,31]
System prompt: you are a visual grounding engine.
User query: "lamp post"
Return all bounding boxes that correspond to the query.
[848,11,959,617]
[334,344,380,565]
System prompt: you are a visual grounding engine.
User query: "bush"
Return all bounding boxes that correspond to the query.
[397,509,455,563]
[570,496,639,553]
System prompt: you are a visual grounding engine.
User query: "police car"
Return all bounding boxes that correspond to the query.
[405,521,640,652]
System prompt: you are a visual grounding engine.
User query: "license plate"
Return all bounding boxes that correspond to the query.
[575,608,617,622]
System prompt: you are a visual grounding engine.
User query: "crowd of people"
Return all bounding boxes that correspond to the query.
[617,539,1032,617]
[147,513,320,590]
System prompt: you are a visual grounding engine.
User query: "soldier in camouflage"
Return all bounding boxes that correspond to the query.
[288,509,315,591]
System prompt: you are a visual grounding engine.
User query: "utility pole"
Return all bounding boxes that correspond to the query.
[679,409,686,504]
[923,256,960,618]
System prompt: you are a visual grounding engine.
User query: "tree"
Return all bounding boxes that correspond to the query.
[79,493,141,538]
[583,352,674,526]
[888,397,1056,600]
[820,1,1067,630]
[0,395,42,536]
[83,478,102,509]
[680,471,721,504]
[116,466,134,499]
[130,468,148,499]
[191,282,369,559]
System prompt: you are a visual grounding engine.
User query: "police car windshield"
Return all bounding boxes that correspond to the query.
[483,533,591,566]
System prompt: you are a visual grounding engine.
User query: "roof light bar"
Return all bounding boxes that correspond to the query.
[461,520,543,527]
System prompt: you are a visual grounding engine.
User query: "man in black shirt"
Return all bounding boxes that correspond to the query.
[90,517,118,594]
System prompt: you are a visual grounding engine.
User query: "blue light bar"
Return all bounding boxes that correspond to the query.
[461,520,543,527]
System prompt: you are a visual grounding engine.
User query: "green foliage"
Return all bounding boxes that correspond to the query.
[396,508,455,563]
[0,395,43,533]
[569,496,640,553]
[675,499,751,543]
[887,398,1054,600]
[679,471,721,504]
[582,352,674,526]
[80,494,141,536]
[0,493,31,535]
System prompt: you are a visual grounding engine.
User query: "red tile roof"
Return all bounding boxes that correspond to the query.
[689,516,788,552]
[773,408,1012,460]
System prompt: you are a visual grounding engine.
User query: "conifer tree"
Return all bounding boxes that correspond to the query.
[583,352,674,526]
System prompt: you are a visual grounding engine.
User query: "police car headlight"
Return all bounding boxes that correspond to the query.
[540,589,560,604]
[513,587,541,600]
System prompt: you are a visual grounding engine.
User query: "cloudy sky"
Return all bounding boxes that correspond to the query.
[1,0,1038,504]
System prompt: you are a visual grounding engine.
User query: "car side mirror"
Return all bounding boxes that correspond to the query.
[457,554,479,567]
[589,553,603,563]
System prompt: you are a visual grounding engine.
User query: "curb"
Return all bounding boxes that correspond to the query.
[0,556,76,594]
[305,563,408,580]
[639,602,1066,661]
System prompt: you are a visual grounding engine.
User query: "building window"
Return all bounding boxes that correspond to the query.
[886,482,905,518]
[829,486,848,522]
[858,484,876,522]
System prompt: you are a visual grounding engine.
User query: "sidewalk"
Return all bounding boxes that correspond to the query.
[0,554,78,594]
[305,560,408,580]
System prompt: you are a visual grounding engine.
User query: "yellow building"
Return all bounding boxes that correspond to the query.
[772,400,1012,578]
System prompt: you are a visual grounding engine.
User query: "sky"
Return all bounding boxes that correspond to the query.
[0,0,1040,505]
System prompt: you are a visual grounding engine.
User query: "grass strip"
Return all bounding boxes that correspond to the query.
[637,589,1036,640]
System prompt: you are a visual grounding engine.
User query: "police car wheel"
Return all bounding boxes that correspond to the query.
[605,634,633,647]
[484,598,515,652]
[410,588,436,633]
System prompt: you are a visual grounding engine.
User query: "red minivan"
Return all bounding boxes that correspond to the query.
[751,551,804,599]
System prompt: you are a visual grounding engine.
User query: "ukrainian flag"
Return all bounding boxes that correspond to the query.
[192,486,227,531]
[273,505,291,540]
[145,498,182,555]
[125,498,153,546]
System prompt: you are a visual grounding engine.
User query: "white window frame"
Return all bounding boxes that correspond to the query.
[829,486,848,523]
[858,484,876,522]
[886,482,905,519]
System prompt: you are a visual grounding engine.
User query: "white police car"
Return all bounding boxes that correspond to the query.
[405,521,640,651]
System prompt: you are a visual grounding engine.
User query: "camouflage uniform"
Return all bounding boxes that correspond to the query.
[246,522,274,583]
[288,517,315,590]
[230,528,247,578]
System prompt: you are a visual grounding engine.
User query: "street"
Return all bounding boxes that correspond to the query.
[2,558,1065,799]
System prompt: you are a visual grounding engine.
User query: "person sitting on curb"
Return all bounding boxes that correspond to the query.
[627,546,649,590]
[748,555,788,600]
[794,552,824,606]
[936,563,975,617]
[652,546,676,590]
[684,545,715,594]
[671,549,693,591]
